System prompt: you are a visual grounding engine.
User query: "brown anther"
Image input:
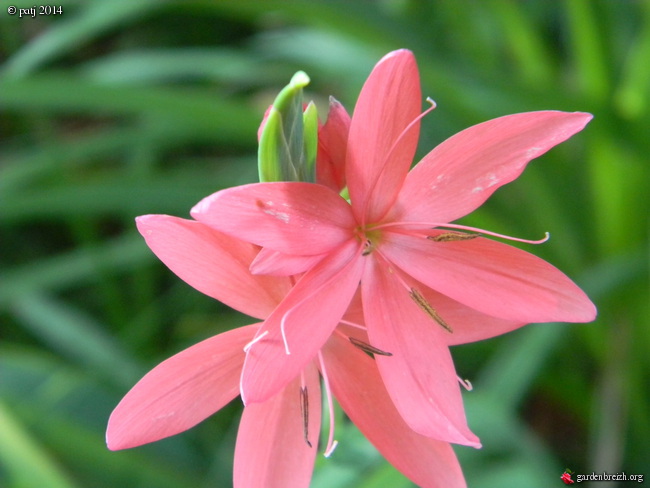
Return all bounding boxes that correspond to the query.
[409,288,453,333]
[300,386,312,448]
[348,337,393,357]
[428,232,479,242]
[361,239,373,256]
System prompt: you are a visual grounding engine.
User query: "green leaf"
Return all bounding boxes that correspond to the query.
[0,400,78,488]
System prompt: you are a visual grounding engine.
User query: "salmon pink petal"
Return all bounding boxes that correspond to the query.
[316,97,350,192]
[136,215,290,319]
[234,362,320,488]
[106,325,256,450]
[191,182,354,255]
[362,257,480,447]
[383,233,597,323]
[241,240,363,404]
[412,280,524,345]
[250,248,326,276]
[323,333,467,488]
[397,111,593,223]
[346,49,421,223]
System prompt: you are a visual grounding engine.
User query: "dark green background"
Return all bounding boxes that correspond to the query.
[1,1,648,487]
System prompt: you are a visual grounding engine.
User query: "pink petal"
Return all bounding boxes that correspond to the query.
[346,49,421,223]
[106,325,256,450]
[234,362,320,488]
[191,182,355,255]
[383,232,597,323]
[316,97,350,192]
[415,281,525,346]
[136,215,290,319]
[250,248,326,276]
[323,333,467,488]
[362,257,480,447]
[241,240,363,404]
[396,111,593,223]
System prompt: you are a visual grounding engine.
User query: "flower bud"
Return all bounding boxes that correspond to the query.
[258,71,318,183]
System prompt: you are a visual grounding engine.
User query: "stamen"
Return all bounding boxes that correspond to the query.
[428,231,479,242]
[361,239,373,256]
[299,386,312,448]
[430,224,550,245]
[360,98,437,225]
[280,315,291,355]
[324,440,339,458]
[338,319,367,331]
[243,330,269,352]
[370,220,550,245]
[410,288,453,333]
[372,249,454,334]
[349,337,393,356]
[318,351,338,457]
[457,376,473,391]
[276,243,366,356]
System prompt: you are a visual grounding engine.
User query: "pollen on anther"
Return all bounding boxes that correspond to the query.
[349,337,393,357]
[409,288,453,333]
[299,386,312,448]
[428,231,479,242]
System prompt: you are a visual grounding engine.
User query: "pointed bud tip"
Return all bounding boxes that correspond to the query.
[290,71,310,88]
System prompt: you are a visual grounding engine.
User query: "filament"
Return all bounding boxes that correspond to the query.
[360,98,437,226]
[457,376,473,391]
[276,242,365,356]
[279,314,291,355]
[318,351,338,457]
[243,330,269,353]
[338,319,367,331]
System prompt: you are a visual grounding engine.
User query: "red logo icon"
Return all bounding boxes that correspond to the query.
[561,469,575,484]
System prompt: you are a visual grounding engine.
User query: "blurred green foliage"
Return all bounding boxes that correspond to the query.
[1,1,648,487]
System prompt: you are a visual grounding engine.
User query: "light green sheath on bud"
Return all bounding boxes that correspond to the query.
[302,101,318,182]
[258,71,318,183]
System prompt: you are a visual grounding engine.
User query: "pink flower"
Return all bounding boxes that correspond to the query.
[107,215,467,488]
[190,50,597,445]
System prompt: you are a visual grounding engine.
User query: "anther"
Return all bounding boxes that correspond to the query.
[300,386,312,448]
[428,232,479,242]
[362,239,372,256]
[409,288,453,333]
[349,337,393,357]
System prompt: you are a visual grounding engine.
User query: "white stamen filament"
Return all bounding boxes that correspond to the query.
[360,99,437,226]
[279,314,291,355]
[275,243,367,356]
[457,376,473,391]
[324,441,339,458]
[374,248,413,293]
[318,351,338,458]
[243,330,269,352]
[338,319,367,331]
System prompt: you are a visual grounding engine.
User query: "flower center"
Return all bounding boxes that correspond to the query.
[355,226,383,256]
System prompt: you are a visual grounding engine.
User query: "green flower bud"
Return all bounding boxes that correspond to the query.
[258,71,318,183]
